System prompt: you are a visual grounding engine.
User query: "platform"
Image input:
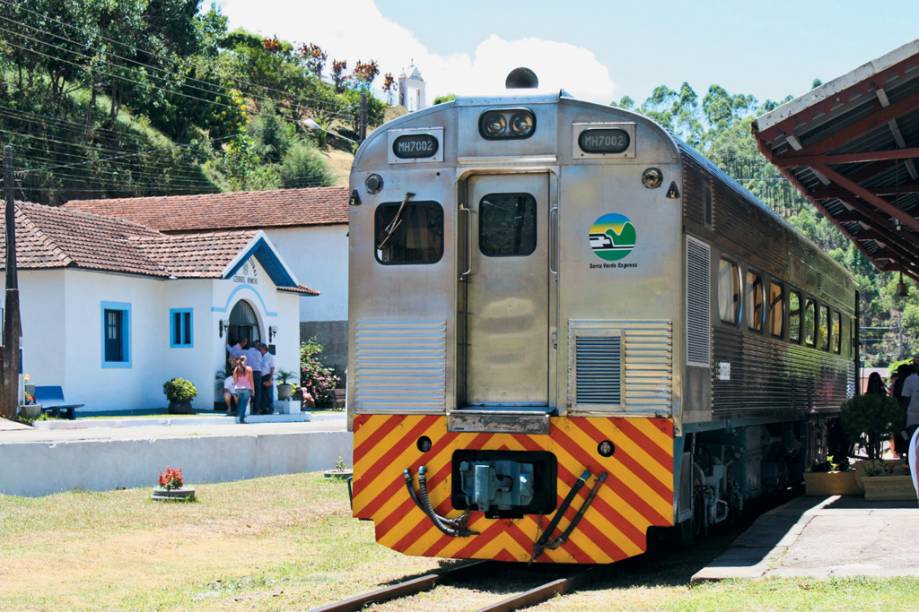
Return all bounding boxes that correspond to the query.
[693,495,919,581]
[0,416,350,496]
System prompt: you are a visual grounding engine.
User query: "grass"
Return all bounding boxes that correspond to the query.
[0,474,916,610]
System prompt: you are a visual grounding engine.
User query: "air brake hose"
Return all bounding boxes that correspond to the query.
[418,466,475,536]
[545,472,608,550]
[402,468,465,529]
[403,467,474,537]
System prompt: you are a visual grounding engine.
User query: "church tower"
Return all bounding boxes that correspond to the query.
[398,62,427,112]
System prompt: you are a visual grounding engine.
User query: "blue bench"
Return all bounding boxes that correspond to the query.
[33,386,84,420]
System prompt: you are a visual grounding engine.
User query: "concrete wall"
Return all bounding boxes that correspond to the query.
[0,430,353,496]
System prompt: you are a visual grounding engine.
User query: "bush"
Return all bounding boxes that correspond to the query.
[840,394,904,461]
[157,466,184,490]
[280,141,334,188]
[163,378,198,403]
[300,337,340,407]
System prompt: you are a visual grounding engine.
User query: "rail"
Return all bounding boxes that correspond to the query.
[312,562,597,612]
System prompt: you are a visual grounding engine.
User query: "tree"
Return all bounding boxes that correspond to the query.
[433,93,456,105]
[279,141,334,188]
[299,42,326,77]
[330,59,348,93]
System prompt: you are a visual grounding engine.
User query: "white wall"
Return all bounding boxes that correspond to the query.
[265,225,348,322]
[16,254,302,413]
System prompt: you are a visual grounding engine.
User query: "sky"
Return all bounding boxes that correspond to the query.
[216,0,918,105]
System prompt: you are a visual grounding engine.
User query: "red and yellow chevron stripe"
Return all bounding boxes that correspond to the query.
[352,414,674,564]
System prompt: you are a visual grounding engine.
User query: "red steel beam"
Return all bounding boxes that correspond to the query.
[800,88,919,155]
[813,162,919,232]
[755,57,919,143]
[753,129,919,280]
[835,198,919,261]
[811,181,919,199]
[776,147,919,167]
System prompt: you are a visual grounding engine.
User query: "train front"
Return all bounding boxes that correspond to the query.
[346,83,685,564]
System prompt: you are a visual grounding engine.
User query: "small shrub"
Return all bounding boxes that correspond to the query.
[163,378,198,403]
[275,369,296,385]
[840,394,904,461]
[279,141,334,188]
[157,466,184,490]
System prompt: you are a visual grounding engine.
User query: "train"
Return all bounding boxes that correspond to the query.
[346,69,857,564]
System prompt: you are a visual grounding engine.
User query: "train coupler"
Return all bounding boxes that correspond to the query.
[403,466,477,537]
[532,471,608,561]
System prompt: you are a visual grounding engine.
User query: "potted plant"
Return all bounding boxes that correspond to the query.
[840,394,912,499]
[163,378,198,414]
[276,369,296,400]
[805,455,859,496]
[152,466,196,502]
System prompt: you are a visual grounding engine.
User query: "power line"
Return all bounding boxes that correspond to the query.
[0,8,360,119]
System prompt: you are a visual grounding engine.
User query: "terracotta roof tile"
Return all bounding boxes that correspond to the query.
[64,186,349,232]
[0,203,315,292]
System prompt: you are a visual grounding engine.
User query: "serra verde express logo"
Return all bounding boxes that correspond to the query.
[589,213,636,261]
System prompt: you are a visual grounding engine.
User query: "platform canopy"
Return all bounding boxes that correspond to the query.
[753,39,919,282]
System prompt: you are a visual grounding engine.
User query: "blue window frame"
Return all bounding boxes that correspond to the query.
[169,308,194,348]
[101,301,131,368]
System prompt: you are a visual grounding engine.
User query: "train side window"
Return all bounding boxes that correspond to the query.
[788,290,802,343]
[746,270,765,332]
[803,298,816,347]
[374,201,444,265]
[718,259,742,325]
[818,304,830,351]
[769,281,784,338]
[479,193,537,257]
[832,311,842,354]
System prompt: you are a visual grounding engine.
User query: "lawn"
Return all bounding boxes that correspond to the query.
[0,474,916,610]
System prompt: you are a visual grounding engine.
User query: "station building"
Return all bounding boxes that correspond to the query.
[1,201,314,412]
[65,186,351,374]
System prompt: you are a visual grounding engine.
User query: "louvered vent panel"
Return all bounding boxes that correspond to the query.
[570,320,672,414]
[354,320,446,411]
[575,336,622,405]
[686,237,711,367]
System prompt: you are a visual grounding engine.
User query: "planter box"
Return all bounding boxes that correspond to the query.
[275,399,300,415]
[805,471,860,496]
[151,487,196,502]
[324,469,352,480]
[863,476,917,502]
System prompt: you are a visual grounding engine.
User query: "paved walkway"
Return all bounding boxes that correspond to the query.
[693,495,919,580]
[0,416,346,445]
[0,418,28,431]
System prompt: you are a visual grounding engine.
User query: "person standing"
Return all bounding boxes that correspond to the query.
[866,371,887,396]
[901,359,919,444]
[227,337,247,364]
[258,343,276,414]
[243,340,263,414]
[232,355,255,424]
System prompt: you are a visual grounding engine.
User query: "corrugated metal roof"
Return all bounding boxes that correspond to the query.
[752,39,919,282]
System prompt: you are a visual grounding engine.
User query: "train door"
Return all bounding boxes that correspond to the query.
[463,174,550,406]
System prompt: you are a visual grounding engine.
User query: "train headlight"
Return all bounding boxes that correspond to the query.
[509,112,535,137]
[479,108,535,140]
[642,167,663,189]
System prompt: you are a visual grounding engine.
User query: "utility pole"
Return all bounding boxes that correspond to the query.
[359,91,368,144]
[2,145,21,419]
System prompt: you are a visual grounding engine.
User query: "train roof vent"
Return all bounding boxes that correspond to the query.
[506,67,539,89]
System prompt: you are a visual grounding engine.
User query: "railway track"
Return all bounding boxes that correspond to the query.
[312,561,598,612]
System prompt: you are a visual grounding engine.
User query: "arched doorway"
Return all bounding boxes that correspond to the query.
[228,300,261,346]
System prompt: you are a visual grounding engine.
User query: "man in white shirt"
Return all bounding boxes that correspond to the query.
[243,342,263,413]
[258,343,276,414]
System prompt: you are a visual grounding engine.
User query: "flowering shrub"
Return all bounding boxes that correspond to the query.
[300,337,340,407]
[157,466,185,490]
